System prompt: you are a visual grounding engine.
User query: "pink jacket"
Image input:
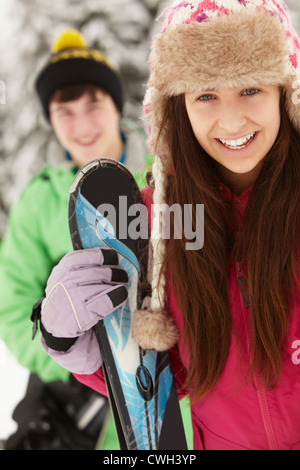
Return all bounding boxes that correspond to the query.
[74,184,300,450]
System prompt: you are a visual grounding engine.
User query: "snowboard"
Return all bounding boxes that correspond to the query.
[68,158,187,450]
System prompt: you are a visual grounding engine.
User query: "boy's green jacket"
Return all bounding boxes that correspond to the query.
[0,163,149,383]
[0,159,193,449]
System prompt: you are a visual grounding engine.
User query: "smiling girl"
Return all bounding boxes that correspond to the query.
[185,86,281,187]
[37,0,300,450]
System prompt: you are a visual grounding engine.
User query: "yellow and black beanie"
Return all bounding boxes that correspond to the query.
[35,29,124,119]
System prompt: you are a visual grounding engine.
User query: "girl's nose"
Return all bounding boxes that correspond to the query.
[217,102,247,135]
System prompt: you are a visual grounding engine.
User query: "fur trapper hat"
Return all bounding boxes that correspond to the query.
[132,0,300,352]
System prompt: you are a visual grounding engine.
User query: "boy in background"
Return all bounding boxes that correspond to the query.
[0,29,150,450]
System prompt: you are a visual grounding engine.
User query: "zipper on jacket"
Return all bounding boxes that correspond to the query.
[235,261,278,450]
[236,262,250,307]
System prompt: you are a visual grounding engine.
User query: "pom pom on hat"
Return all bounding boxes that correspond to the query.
[132,308,179,351]
[51,28,87,54]
[35,27,124,119]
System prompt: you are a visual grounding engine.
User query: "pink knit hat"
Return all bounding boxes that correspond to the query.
[132,0,300,351]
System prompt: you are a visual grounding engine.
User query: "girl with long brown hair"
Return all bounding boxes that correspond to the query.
[38,0,300,449]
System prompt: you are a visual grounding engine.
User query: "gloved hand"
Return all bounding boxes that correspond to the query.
[36,247,128,375]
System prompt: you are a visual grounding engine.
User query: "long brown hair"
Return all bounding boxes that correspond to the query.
[158,92,300,402]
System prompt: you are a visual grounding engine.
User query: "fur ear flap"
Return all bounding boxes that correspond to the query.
[132,307,179,351]
[131,154,179,352]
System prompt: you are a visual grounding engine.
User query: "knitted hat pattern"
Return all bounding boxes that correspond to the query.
[35,29,124,119]
[132,0,300,352]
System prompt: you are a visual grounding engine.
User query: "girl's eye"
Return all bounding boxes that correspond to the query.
[243,88,260,96]
[197,94,215,102]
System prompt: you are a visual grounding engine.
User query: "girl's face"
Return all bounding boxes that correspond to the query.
[185,85,281,175]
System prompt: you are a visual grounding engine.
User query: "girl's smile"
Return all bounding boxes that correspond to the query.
[216,130,258,151]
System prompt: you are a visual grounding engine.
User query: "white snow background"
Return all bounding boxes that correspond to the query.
[0,0,299,444]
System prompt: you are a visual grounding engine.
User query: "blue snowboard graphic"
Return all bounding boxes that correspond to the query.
[68,159,187,450]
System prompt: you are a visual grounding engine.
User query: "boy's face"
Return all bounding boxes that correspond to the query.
[49,89,123,168]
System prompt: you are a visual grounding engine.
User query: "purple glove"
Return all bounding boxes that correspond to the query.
[39,247,128,374]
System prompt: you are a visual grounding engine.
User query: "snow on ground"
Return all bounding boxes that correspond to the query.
[0,340,29,442]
